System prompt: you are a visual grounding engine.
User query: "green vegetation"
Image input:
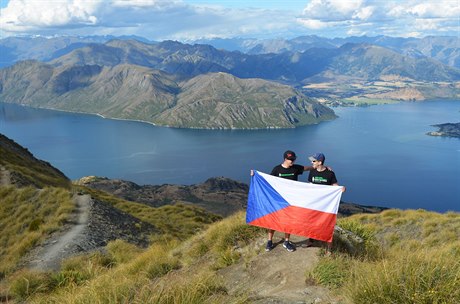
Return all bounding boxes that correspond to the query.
[342,97,400,106]
[0,186,74,276]
[309,209,460,303]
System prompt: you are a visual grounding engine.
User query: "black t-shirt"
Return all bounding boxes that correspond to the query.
[270,164,304,181]
[308,168,337,185]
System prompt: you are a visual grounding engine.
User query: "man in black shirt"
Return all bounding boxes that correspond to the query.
[307,152,345,255]
[308,153,338,186]
[266,150,314,252]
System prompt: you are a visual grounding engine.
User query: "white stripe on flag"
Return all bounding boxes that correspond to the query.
[258,171,342,214]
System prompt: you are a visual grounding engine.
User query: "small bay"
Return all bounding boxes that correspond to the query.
[1,100,459,212]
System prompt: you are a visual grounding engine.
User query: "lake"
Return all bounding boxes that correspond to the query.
[0,100,459,212]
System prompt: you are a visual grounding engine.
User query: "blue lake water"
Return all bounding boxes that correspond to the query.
[0,100,459,212]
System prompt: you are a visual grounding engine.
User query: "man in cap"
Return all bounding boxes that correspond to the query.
[307,152,345,255]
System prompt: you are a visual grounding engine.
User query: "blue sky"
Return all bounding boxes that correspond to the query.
[1,0,459,40]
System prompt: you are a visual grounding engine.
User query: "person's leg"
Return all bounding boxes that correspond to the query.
[325,241,332,256]
[283,233,295,252]
[268,230,274,241]
[265,229,274,251]
[284,233,290,242]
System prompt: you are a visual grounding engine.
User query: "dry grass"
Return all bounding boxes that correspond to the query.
[0,186,74,276]
[310,209,460,303]
[10,213,259,303]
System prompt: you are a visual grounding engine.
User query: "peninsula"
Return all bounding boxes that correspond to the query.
[427,122,460,138]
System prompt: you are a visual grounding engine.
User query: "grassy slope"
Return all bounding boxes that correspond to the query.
[311,209,460,303]
[0,187,74,276]
[1,209,459,303]
[0,134,71,189]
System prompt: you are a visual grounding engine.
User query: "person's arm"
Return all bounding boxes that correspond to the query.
[330,172,345,191]
[304,165,333,171]
[332,183,346,192]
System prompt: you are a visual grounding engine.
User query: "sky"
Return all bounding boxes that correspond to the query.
[0,0,459,41]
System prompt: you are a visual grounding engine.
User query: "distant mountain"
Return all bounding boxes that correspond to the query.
[305,43,460,82]
[195,35,460,69]
[0,35,155,68]
[48,39,460,83]
[0,60,334,129]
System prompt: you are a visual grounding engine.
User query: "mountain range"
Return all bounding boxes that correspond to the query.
[2,35,459,69]
[0,35,459,129]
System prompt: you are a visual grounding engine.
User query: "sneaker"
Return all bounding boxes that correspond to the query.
[265,240,273,252]
[283,241,295,252]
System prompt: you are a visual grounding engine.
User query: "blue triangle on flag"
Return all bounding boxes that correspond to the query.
[246,171,290,223]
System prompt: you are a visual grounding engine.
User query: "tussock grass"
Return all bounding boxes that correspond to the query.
[344,248,460,304]
[4,212,259,303]
[180,211,263,269]
[0,186,74,275]
[24,240,230,303]
[310,209,460,303]
[308,254,352,288]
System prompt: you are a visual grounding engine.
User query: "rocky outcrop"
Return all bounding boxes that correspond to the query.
[427,122,460,138]
[76,176,249,217]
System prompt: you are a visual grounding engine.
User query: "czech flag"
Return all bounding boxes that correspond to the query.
[246,170,343,242]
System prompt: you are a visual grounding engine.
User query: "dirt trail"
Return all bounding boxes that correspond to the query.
[0,166,11,186]
[28,194,91,271]
[219,234,340,303]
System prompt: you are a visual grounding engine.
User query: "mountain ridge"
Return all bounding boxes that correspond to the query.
[0,62,335,129]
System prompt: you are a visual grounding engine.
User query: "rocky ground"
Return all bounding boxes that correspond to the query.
[219,233,342,304]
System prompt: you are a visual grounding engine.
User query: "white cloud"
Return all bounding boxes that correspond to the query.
[111,0,183,8]
[298,0,460,37]
[409,1,460,18]
[0,0,458,39]
[1,0,102,32]
[353,6,374,21]
[296,18,329,30]
[302,0,366,21]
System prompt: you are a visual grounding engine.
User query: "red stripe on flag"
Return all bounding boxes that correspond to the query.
[248,206,337,242]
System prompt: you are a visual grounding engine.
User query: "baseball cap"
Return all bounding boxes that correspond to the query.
[308,152,325,163]
[283,150,297,161]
